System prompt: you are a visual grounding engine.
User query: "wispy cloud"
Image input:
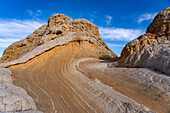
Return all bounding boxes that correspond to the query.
[27,10,42,18]
[107,43,125,47]
[105,15,112,25]
[0,19,46,47]
[99,27,144,41]
[137,13,157,24]
[0,19,46,39]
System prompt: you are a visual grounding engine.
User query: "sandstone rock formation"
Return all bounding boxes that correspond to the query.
[108,7,170,113]
[146,7,170,34]
[0,14,116,63]
[0,8,169,113]
[119,7,170,75]
[0,25,47,63]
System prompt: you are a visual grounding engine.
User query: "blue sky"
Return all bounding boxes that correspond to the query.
[0,0,169,57]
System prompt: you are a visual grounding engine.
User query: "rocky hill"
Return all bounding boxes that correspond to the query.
[0,8,169,113]
[119,7,170,75]
[0,14,116,63]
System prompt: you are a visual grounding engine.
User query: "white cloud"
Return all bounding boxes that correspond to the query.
[105,15,112,25]
[0,19,46,48]
[137,13,157,24]
[0,19,46,39]
[99,27,144,41]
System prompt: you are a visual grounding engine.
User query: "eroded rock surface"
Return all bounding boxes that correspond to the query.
[80,60,170,113]
[0,25,47,63]
[119,7,170,75]
[0,68,37,112]
[146,7,170,34]
[120,33,170,75]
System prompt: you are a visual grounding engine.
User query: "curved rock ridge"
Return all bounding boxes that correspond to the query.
[146,7,170,34]
[0,13,116,63]
[119,7,170,75]
[0,32,115,68]
[81,59,170,113]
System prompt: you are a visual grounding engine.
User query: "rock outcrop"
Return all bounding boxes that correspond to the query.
[0,14,116,63]
[119,7,170,75]
[0,25,47,63]
[0,68,37,112]
[146,7,170,34]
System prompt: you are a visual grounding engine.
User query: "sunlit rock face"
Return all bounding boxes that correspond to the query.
[146,7,170,34]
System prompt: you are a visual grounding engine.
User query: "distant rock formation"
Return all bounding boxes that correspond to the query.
[146,7,170,34]
[119,7,170,75]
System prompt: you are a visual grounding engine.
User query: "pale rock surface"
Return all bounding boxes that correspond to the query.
[0,68,39,112]
[119,39,170,75]
[74,58,155,113]
[0,32,115,68]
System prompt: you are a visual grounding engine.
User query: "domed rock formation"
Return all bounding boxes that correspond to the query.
[119,8,170,75]
[0,14,115,63]
[146,7,170,34]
